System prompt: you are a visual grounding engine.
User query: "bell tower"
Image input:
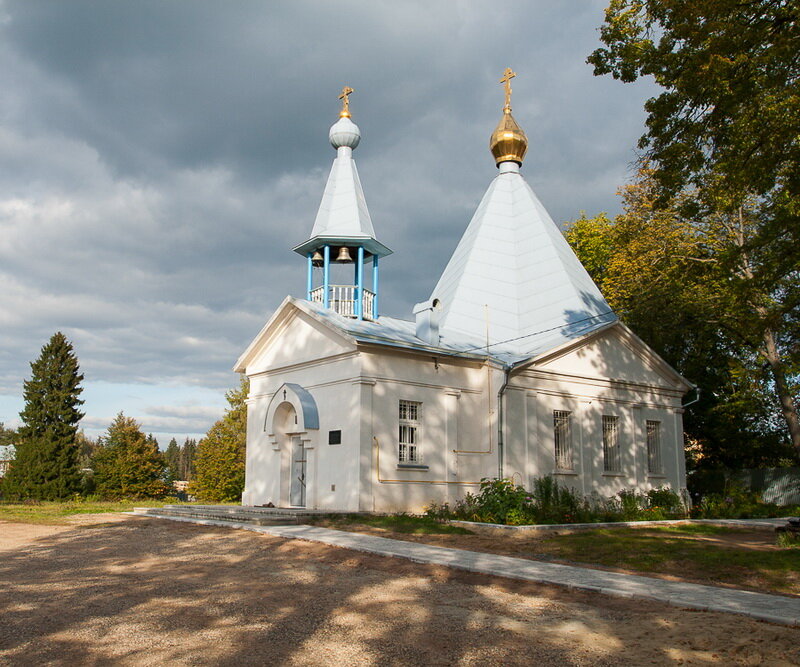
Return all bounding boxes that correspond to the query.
[293,87,392,320]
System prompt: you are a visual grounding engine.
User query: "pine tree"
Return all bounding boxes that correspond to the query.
[2,332,84,500]
[164,437,180,481]
[181,438,198,480]
[92,414,169,499]
[190,377,248,502]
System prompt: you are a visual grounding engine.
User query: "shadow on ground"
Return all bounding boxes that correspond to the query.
[0,517,797,665]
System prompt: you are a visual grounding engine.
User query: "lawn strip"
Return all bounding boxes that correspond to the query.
[0,500,199,524]
[307,517,800,596]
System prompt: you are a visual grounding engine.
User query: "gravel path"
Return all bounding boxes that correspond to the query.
[1,515,799,665]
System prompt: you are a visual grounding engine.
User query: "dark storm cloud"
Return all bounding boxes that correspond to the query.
[0,1,657,410]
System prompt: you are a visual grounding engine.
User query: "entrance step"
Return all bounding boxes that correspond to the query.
[132,505,341,526]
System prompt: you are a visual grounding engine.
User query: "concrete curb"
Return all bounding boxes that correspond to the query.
[130,511,800,627]
[448,517,791,533]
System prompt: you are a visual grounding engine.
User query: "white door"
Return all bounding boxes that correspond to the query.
[290,436,306,507]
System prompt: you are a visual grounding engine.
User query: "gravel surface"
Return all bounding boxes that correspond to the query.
[1,515,798,666]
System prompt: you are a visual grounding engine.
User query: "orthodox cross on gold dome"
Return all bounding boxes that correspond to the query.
[338,86,354,117]
[500,67,516,110]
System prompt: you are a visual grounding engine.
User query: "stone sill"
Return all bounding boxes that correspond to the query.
[397,464,429,471]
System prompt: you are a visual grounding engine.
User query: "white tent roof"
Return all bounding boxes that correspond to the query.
[309,149,376,240]
[293,119,391,258]
[430,162,616,356]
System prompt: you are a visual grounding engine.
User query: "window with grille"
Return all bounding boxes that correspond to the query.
[553,410,573,471]
[398,400,421,463]
[602,415,620,473]
[646,420,662,474]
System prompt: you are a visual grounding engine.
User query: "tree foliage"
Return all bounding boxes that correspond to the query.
[567,171,798,467]
[92,413,168,499]
[588,1,800,459]
[588,0,799,209]
[191,377,248,503]
[164,437,198,482]
[2,332,84,499]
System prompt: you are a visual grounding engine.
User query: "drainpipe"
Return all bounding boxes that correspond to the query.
[682,386,701,408]
[497,366,508,478]
[497,360,526,479]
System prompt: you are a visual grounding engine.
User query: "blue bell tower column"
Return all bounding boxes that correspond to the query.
[293,86,391,321]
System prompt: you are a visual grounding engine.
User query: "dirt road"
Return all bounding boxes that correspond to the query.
[1,515,798,665]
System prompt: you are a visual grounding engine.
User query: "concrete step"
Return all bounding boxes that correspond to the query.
[132,505,331,526]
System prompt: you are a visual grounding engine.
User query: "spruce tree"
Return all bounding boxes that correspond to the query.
[2,332,84,500]
[191,377,248,502]
[92,414,168,499]
[181,437,197,480]
[164,437,180,481]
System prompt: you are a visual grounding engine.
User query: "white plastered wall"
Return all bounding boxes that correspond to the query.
[240,308,688,513]
[502,326,688,497]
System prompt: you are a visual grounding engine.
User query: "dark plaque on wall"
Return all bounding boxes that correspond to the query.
[328,430,342,445]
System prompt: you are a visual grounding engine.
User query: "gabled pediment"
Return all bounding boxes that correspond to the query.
[530,322,692,391]
[234,297,357,375]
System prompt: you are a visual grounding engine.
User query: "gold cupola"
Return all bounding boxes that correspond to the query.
[489,67,528,167]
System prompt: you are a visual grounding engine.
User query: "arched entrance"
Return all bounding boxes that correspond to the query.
[264,384,319,508]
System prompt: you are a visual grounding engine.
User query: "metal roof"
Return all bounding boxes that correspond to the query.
[429,162,617,356]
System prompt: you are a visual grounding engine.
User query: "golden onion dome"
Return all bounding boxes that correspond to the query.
[489,107,528,166]
[489,67,528,167]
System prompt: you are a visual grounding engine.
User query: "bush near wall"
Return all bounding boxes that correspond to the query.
[425,477,687,526]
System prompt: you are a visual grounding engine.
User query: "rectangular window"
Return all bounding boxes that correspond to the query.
[398,400,421,463]
[553,410,573,471]
[646,420,662,474]
[602,415,620,473]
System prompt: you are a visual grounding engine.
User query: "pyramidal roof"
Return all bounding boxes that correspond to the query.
[309,145,375,240]
[431,161,616,357]
[293,114,390,258]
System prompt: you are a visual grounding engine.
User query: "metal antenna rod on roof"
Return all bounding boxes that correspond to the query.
[484,304,490,355]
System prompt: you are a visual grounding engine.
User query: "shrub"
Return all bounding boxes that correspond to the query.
[426,476,690,526]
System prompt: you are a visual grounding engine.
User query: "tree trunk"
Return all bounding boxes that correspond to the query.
[762,328,800,457]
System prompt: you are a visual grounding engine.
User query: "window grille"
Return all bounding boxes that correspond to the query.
[399,400,421,463]
[646,420,662,474]
[602,415,620,472]
[553,410,573,470]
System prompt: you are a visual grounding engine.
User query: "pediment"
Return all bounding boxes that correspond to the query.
[234,298,356,374]
[532,323,690,390]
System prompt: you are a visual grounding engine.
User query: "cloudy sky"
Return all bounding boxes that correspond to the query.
[0,0,658,445]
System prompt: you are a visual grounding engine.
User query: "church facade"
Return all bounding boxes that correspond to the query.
[235,74,692,512]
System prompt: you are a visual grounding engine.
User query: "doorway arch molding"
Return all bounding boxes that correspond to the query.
[264,382,320,439]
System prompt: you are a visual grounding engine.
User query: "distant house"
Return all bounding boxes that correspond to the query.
[0,445,15,478]
[235,75,692,512]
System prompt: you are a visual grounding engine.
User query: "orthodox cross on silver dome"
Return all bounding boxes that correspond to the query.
[338,86,354,117]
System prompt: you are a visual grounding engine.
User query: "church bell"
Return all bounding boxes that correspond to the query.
[336,246,353,263]
[311,250,324,267]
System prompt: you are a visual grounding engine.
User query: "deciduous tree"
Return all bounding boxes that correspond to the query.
[567,171,798,466]
[588,1,800,455]
[191,378,248,503]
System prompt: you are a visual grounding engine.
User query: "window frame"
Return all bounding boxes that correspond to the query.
[398,399,422,464]
[553,410,574,471]
[602,415,621,473]
[646,419,663,475]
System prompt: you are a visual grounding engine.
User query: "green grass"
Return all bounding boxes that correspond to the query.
[0,499,197,524]
[309,513,474,535]
[541,525,800,594]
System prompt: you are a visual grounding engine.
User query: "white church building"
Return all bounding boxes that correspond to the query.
[235,73,692,512]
